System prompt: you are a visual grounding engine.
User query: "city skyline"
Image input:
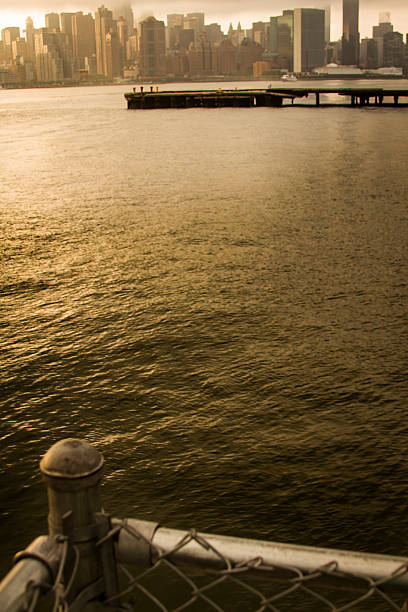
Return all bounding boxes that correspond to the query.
[1,1,408,40]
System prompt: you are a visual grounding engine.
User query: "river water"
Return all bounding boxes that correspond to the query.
[0,81,407,582]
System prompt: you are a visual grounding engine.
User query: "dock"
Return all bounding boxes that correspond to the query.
[125,85,408,109]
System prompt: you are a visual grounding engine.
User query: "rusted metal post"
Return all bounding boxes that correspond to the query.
[40,439,119,610]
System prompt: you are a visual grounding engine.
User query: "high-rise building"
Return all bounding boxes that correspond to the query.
[360,38,378,69]
[1,27,21,61]
[95,5,114,76]
[24,17,35,55]
[277,10,294,71]
[112,4,134,33]
[342,0,359,65]
[293,9,325,73]
[72,12,96,68]
[167,15,184,49]
[116,17,128,67]
[383,31,404,68]
[184,13,205,41]
[11,38,30,61]
[105,30,121,78]
[45,13,60,32]
[324,6,331,44]
[34,29,64,81]
[252,22,269,50]
[1,27,20,45]
[60,13,75,49]
[167,14,184,29]
[269,17,278,56]
[138,17,166,76]
[34,28,73,79]
[373,15,394,66]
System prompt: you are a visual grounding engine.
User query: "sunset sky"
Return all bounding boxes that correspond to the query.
[0,1,407,40]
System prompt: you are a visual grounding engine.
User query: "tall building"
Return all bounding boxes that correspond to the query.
[116,17,128,67]
[360,38,378,69]
[183,13,205,41]
[1,27,21,61]
[277,10,294,71]
[95,5,114,76]
[45,13,60,32]
[252,22,269,50]
[72,12,96,68]
[24,17,35,55]
[60,13,75,49]
[112,4,134,32]
[342,0,359,65]
[34,29,64,81]
[167,15,184,50]
[138,17,166,76]
[293,9,325,73]
[383,31,404,68]
[373,14,394,66]
[167,14,184,29]
[324,6,331,44]
[1,27,20,46]
[105,30,121,78]
[269,17,278,56]
[34,29,73,79]
[11,37,31,61]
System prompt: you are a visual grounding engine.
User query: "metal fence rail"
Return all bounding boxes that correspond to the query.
[1,439,408,611]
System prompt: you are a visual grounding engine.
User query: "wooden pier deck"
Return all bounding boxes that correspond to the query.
[125,86,408,109]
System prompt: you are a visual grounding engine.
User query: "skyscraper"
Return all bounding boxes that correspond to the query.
[1,27,21,61]
[293,9,325,73]
[112,4,134,33]
[277,10,294,71]
[95,5,114,76]
[60,13,75,49]
[72,12,96,68]
[45,13,60,32]
[138,17,165,76]
[342,0,359,65]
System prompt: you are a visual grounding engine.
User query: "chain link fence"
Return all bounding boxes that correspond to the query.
[4,517,408,612]
[1,439,408,612]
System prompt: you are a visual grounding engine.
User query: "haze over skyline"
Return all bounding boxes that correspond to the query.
[0,0,407,40]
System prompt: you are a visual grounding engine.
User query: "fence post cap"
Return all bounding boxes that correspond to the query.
[40,438,104,480]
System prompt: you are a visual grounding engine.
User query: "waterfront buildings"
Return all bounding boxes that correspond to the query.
[0,2,407,85]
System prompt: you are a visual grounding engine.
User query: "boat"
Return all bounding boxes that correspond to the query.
[281,74,297,82]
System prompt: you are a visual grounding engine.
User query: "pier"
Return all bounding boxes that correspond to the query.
[125,85,408,109]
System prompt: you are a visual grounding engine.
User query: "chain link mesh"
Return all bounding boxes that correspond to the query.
[105,520,408,612]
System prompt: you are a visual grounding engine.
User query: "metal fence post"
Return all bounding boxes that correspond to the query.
[40,438,120,610]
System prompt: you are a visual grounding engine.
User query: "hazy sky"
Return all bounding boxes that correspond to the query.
[0,1,407,39]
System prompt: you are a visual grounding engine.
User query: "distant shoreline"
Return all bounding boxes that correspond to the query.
[1,74,407,91]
